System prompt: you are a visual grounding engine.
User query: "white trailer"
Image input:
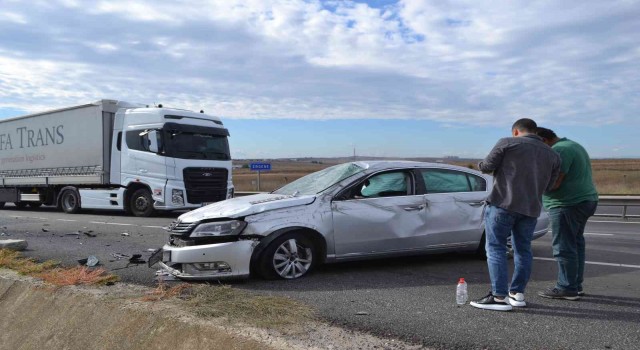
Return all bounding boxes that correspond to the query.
[0,100,234,216]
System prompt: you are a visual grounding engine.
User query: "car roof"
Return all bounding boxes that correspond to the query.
[354,160,480,174]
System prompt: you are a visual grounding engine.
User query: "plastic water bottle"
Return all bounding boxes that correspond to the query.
[456,278,468,305]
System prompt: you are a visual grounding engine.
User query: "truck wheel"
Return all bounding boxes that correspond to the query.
[14,202,27,209]
[61,190,81,214]
[28,202,43,208]
[130,188,155,217]
[257,232,317,280]
[0,202,5,209]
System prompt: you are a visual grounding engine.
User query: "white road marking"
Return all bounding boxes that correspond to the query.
[589,220,640,224]
[534,257,640,269]
[142,225,164,229]
[89,221,106,224]
[584,232,614,236]
[105,223,134,226]
[56,219,77,222]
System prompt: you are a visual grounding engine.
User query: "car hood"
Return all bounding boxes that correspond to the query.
[178,193,316,223]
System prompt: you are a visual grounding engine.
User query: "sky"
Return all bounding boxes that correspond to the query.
[1,0,639,159]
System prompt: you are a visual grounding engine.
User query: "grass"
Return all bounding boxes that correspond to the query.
[0,249,118,286]
[188,285,315,329]
[139,282,315,329]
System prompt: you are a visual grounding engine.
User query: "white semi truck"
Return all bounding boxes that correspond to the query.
[0,100,234,217]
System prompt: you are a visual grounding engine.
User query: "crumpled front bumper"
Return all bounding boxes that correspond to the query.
[156,240,257,280]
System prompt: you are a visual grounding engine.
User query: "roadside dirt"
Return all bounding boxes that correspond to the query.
[0,269,425,350]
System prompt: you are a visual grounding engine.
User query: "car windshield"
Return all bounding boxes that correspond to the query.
[273,163,365,196]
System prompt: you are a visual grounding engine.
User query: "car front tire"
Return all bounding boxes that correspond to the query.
[258,232,317,280]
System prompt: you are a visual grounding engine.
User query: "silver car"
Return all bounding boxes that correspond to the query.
[151,161,549,280]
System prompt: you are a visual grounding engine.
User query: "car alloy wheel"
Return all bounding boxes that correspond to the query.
[271,237,314,279]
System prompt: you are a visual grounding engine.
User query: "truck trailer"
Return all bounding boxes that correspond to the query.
[0,99,234,217]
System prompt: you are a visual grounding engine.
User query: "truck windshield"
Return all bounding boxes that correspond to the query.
[166,131,231,160]
[273,163,365,196]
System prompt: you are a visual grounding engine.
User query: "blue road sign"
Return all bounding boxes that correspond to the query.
[250,162,271,171]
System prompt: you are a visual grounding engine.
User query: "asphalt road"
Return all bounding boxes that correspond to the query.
[1,204,639,350]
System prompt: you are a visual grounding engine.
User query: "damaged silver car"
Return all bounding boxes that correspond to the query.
[150,161,549,280]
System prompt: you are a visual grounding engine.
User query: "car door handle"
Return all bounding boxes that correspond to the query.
[404,204,426,211]
[466,201,485,207]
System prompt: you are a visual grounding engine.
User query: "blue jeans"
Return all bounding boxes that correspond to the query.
[485,205,538,297]
[548,201,598,292]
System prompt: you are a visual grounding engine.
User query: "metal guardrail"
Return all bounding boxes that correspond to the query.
[596,195,640,220]
[235,193,640,220]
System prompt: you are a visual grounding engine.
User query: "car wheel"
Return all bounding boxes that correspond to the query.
[130,188,155,217]
[61,190,81,214]
[258,232,316,280]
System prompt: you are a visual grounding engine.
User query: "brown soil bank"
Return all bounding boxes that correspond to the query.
[0,270,424,350]
[0,273,272,350]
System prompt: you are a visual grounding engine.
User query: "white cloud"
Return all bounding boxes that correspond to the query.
[0,0,638,128]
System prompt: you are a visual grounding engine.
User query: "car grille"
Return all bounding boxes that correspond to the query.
[183,167,228,204]
[168,220,198,234]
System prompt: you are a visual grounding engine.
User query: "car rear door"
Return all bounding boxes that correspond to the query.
[416,168,487,250]
[331,169,429,257]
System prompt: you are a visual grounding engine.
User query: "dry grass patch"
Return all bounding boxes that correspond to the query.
[189,285,315,329]
[0,249,118,286]
[0,249,59,275]
[141,282,192,301]
[37,266,119,286]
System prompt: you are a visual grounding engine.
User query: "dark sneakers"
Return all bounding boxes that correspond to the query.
[470,292,513,311]
[538,287,580,301]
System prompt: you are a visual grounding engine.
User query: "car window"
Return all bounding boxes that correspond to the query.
[421,169,486,193]
[357,171,410,198]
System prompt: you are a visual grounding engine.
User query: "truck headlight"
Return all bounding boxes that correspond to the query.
[190,220,246,237]
[172,189,184,206]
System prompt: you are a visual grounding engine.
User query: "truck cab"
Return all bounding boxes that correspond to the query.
[113,106,233,216]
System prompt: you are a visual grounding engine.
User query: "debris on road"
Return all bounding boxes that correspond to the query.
[0,239,28,251]
[128,254,145,264]
[111,253,129,260]
[147,248,156,252]
[65,232,80,236]
[82,231,97,238]
[86,256,99,267]
[355,311,369,316]
[78,256,100,267]
[41,228,49,232]
[121,232,130,237]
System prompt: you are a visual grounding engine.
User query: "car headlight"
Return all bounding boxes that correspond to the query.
[190,220,246,237]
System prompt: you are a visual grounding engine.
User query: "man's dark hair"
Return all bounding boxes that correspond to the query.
[511,118,538,133]
[536,127,557,140]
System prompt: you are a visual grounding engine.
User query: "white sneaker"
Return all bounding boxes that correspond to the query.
[508,292,526,307]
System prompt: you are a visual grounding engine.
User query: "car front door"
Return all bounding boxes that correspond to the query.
[417,168,488,250]
[332,169,429,258]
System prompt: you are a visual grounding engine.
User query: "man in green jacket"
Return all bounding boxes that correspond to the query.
[536,127,599,300]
